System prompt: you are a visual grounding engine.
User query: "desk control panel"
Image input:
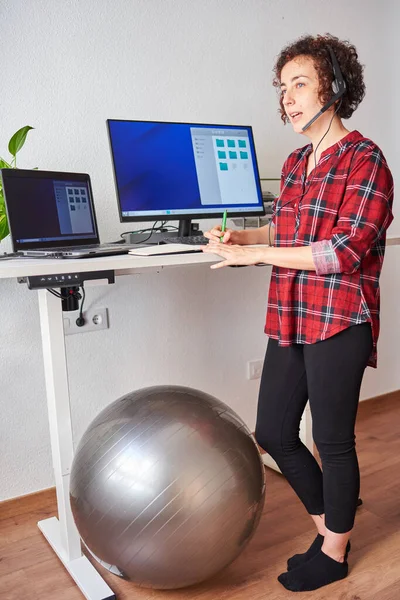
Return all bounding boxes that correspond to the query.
[18,269,115,289]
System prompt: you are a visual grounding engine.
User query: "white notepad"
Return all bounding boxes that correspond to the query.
[129,244,203,256]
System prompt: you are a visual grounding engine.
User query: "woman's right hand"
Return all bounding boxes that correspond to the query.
[203,226,237,245]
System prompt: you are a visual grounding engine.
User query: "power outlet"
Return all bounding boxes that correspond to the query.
[247,359,264,380]
[64,307,109,335]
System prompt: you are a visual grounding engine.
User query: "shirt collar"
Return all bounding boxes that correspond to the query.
[303,130,363,160]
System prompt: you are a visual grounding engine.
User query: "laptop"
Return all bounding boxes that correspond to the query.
[1,169,137,258]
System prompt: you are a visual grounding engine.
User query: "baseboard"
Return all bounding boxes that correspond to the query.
[360,388,400,405]
[0,486,56,515]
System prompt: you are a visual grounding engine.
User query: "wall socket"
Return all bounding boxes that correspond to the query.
[247,359,264,380]
[64,307,109,335]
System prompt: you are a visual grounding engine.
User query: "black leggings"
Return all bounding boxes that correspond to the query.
[255,323,373,534]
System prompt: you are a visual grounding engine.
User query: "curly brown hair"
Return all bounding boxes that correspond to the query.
[273,34,365,124]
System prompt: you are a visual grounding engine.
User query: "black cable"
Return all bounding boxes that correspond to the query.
[47,287,85,327]
[76,285,85,327]
[47,288,63,298]
[137,221,164,244]
[268,100,343,248]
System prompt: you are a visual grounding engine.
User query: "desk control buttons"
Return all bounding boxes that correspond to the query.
[19,269,115,289]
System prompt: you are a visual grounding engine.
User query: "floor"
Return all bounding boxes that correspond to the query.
[1,391,399,600]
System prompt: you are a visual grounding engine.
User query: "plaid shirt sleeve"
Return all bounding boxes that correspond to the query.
[311,147,394,275]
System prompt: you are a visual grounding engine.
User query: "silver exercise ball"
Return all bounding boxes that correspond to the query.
[70,385,266,589]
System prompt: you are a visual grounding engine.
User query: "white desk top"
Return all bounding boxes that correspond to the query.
[0,251,221,280]
[1,234,397,280]
[1,237,398,281]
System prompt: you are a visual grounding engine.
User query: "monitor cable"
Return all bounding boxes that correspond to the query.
[120,220,179,245]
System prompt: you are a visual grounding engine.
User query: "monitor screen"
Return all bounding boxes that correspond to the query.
[1,170,98,250]
[107,120,265,229]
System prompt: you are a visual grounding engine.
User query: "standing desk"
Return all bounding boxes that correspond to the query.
[0,252,313,599]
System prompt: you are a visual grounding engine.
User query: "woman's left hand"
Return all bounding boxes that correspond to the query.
[201,241,266,269]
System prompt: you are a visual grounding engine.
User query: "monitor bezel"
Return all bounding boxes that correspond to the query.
[1,169,100,251]
[106,119,266,224]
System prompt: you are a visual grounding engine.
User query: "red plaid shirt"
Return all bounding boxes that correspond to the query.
[265,130,394,367]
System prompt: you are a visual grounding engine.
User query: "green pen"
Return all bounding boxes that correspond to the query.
[220,209,228,242]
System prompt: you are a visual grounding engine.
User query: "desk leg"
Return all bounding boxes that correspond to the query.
[37,289,116,600]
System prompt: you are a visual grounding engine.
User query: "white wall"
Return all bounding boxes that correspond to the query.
[0,0,399,501]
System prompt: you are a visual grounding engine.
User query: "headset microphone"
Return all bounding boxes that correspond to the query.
[302,46,347,132]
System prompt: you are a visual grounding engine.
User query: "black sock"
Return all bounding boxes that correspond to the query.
[287,535,351,570]
[287,533,324,570]
[278,549,348,592]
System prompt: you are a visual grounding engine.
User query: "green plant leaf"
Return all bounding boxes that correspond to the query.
[0,214,9,240]
[0,157,12,169]
[0,190,9,240]
[8,126,34,157]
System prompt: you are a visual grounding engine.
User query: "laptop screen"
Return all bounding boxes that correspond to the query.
[1,170,99,251]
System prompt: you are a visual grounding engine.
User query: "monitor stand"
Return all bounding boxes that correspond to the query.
[177,218,200,238]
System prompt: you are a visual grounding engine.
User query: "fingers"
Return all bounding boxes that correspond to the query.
[203,228,221,243]
[200,242,230,256]
[201,243,261,269]
[203,226,221,237]
[210,261,228,270]
[203,227,232,244]
[200,243,229,267]
[221,231,232,243]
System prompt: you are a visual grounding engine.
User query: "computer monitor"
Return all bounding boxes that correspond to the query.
[107,119,265,237]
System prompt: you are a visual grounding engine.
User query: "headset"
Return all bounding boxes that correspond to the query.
[266,45,347,248]
[302,45,347,132]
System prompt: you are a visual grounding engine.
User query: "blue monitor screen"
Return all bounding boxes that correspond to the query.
[107,120,265,221]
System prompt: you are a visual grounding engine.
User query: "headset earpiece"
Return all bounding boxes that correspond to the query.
[327,45,346,97]
[302,45,346,132]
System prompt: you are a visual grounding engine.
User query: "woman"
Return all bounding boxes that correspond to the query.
[201,34,394,592]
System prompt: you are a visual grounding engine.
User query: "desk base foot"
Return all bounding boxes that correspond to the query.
[38,517,116,600]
